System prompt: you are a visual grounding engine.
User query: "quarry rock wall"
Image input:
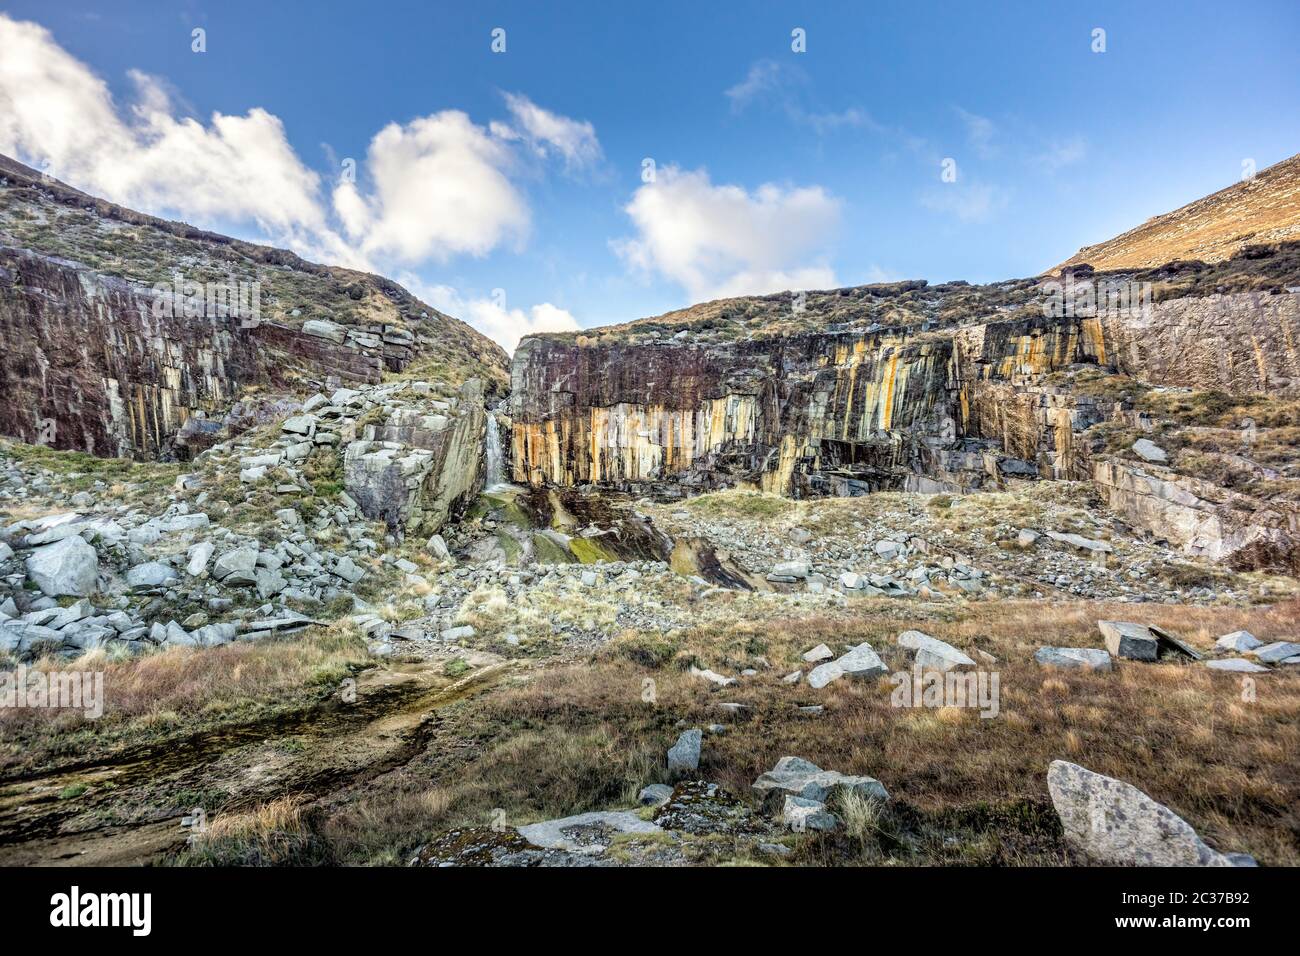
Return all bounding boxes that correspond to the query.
[0,246,395,459]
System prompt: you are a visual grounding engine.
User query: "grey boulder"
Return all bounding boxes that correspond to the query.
[807,642,887,689]
[1034,647,1113,671]
[752,756,888,808]
[126,561,178,589]
[897,629,975,672]
[25,535,99,597]
[1251,641,1300,664]
[782,795,839,832]
[667,729,702,778]
[1048,760,1245,867]
[1215,630,1262,653]
[1098,621,1158,661]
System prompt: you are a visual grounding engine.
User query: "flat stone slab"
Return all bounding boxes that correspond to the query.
[897,629,975,672]
[1205,658,1268,673]
[801,643,834,663]
[807,642,887,689]
[1251,641,1300,664]
[1034,647,1113,671]
[516,811,662,855]
[1131,438,1168,464]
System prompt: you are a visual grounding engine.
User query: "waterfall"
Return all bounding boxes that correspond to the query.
[484,413,507,490]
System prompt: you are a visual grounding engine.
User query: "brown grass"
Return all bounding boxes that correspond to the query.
[361,597,1300,865]
[0,628,368,775]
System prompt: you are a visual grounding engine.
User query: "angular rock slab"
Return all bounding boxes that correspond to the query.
[1034,647,1113,671]
[807,642,887,689]
[25,535,99,597]
[638,784,673,807]
[1251,641,1300,664]
[1205,658,1268,673]
[1098,621,1159,661]
[752,756,888,808]
[1215,630,1262,653]
[897,629,975,672]
[1048,760,1244,867]
[516,811,662,855]
[782,795,839,832]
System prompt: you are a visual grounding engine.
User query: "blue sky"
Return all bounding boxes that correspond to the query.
[1,1,1297,349]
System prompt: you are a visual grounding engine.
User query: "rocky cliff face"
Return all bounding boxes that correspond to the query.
[512,291,1297,492]
[511,255,1300,571]
[0,246,390,458]
[0,154,509,461]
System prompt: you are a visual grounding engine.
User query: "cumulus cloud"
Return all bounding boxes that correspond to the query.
[333,111,530,264]
[498,92,601,170]
[613,166,840,301]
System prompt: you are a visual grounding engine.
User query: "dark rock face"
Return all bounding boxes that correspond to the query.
[511,313,1112,496]
[511,289,1300,571]
[0,246,385,458]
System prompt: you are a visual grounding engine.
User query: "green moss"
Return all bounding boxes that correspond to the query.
[569,536,618,564]
[443,658,472,678]
[531,532,573,565]
[686,491,794,519]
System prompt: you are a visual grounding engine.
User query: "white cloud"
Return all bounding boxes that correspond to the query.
[725,61,783,111]
[1036,136,1087,170]
[334,110,530,264]
[408,279,580,355]
[613,166,840,301]
[725,60,883,136]
[499,92,601,170]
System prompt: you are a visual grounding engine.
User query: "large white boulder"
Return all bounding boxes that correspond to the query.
[807,642,887,689]
[25,535,99,597]
[897,630,975,672]
[1048,760,1248,867]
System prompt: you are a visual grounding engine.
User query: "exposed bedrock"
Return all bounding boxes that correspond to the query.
[512,312,1115,495]
[0,247,488,460]
[1093,459,1300,574]
[511,290,1300,571]
[343,379,487,536]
